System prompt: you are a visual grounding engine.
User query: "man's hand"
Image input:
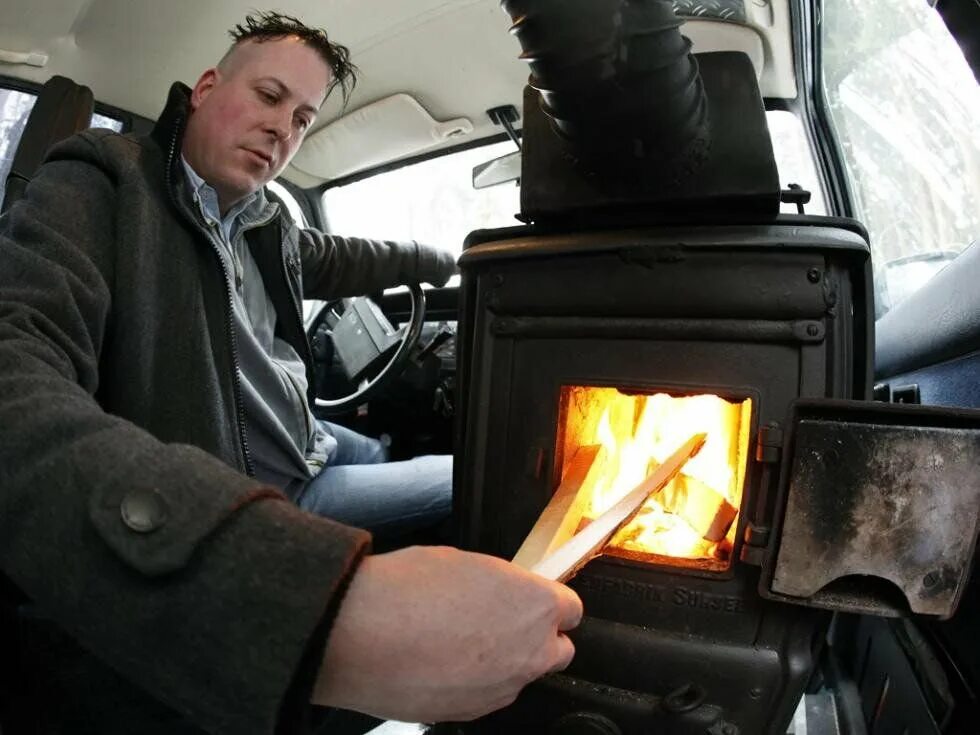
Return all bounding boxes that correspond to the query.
[311,545,583,722]
[414,241,458,287]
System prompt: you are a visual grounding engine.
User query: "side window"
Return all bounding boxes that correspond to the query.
[0,87,38,205]
[822,0,980,317]
[0,84,125,204]
[90,112,124,132]
[767,109,827,215]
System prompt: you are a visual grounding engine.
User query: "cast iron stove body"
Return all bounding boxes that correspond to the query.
[450,218,872,735]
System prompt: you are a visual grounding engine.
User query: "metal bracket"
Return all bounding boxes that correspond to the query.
[780,183,812,214]
[486,104,522,150]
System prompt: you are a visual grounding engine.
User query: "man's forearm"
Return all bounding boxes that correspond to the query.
[300,230,457,298]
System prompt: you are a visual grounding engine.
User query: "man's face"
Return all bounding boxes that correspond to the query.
[182,37,331,211]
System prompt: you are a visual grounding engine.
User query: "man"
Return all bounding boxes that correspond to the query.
[177,13,451,539]
[0,11,582,735]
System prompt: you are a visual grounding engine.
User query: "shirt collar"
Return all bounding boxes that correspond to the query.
[180,156,273,239]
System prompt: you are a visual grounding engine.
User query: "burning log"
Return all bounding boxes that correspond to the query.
[659,473,738,542]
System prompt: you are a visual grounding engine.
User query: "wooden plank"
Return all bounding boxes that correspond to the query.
[512,444,603,570]
[529,433,707,583]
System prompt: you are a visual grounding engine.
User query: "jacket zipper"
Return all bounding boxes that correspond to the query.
[278,243,316,402]
[164,124,255,477]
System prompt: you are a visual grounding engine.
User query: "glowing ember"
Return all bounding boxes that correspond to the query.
[559,388,752,566]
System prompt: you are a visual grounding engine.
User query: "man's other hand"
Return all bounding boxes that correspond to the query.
[311,545,583,722]
[414,241,458,287]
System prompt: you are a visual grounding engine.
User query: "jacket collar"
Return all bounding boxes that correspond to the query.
[150,82,192,157]
[181,155,278,237]
[150,83,197,225]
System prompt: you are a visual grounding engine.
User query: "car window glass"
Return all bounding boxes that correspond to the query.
[90,112,124,132]
[822,0,980,317]
[768,110,826,215]
[320,113,826,245]
[322,139,520,260]
[0,87,38,205]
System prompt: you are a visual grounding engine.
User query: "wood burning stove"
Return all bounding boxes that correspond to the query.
[438,3,980,732]
[446,221,866,734]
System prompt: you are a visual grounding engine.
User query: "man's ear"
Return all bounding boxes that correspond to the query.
[189,68,221,111]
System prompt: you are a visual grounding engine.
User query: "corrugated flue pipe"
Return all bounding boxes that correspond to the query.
[501,0,710,179]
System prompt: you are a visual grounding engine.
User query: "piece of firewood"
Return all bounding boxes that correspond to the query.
[512,444,604,570]
[528,433,707,583]
[660,473,738,542]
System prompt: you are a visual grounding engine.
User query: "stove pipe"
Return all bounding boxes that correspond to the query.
[500,0,710,178]
[500,0,780,222]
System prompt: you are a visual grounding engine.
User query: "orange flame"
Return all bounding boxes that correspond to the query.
[563,388,751,566]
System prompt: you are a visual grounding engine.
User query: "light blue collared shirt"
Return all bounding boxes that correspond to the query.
[181,158,334,487]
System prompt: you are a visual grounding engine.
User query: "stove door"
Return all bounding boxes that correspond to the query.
[760,399,980,618]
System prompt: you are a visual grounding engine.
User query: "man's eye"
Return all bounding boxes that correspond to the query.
[295,117,311,131]
[258,90,278,104]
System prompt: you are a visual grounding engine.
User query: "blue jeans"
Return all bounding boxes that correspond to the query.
[294,420,452,537]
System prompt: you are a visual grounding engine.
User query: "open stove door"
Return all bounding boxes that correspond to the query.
[760,399,980,619]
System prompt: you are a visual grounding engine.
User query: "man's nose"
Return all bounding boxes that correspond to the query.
[265,109,293,141]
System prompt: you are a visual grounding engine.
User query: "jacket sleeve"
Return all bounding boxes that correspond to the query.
[298,228,458,299]
[0,133,371,735]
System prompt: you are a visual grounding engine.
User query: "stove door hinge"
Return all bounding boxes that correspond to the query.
[740,523,771,566]
[741,423,783,566]
[755,423,783,464]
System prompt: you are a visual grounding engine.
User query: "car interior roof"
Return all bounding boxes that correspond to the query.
[0,0,796,186]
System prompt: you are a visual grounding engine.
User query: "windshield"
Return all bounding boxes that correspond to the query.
[321,109,826,259]
[323,140,520,259]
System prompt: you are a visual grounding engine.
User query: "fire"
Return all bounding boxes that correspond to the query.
[560,388,751,567]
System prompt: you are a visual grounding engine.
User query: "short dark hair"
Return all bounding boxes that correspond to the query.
[228,11,357,105]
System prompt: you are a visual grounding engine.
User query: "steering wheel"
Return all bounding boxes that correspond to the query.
[312,283,426,415]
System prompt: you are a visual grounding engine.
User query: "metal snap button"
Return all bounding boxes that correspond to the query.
[120,488,168,533]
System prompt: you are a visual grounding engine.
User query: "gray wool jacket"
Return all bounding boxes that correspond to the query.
[0,83,456,734]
